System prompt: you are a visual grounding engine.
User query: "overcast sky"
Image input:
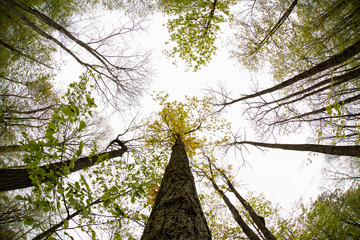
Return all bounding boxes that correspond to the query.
[56,11,326,213]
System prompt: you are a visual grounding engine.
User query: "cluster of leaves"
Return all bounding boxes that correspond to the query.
[143,91,231,158]
[231,0,360,79]
[294,185,360,239]
[161,0,236,71]
[13,73,98,232]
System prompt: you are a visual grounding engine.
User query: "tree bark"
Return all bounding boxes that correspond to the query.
[141,136,211,240]
[233,141,360,157]
[0,145,127,192]
[220,171,276,240]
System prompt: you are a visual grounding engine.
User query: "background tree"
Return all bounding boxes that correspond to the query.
[293,185,360,239]
[220,0,360,145]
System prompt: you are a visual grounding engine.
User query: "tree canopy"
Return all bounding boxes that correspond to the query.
[1,0,359,239]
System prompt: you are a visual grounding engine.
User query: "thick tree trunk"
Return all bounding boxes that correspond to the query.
[234,141,360,157]
[141,136,211,240]
[0,146,127,192]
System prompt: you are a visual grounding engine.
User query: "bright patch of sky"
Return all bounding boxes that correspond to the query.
[56,10,326,213]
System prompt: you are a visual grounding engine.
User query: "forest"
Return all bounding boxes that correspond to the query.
[0,0,359,239]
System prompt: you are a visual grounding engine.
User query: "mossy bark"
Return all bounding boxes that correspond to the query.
[141,136,211,240]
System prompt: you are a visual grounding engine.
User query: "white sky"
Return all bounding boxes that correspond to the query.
[56,11,326,214]
[135,14,326,211]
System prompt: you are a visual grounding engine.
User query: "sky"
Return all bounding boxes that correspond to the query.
[56,10,327,214]
[135,14,326,210]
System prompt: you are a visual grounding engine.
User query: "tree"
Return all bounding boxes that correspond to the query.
[294,185,360,239]
[0,146,127,192]
[139,92,282,239]
[230,140,360,157]
[140,93,225,238]
[220,0,360,144]
[141,135,212,239]
[0,0,150,111]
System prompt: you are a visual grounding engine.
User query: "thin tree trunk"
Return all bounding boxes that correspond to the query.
[208,177,261,240]
[141,135,211,240]
[218,169,277,240]
[250,0,298,55]
[274,93,360,125]
[233,141,360,157]
[0,145,127,192]
[32,198,102,240]
[223,40,360,106]
[262,67,360,108]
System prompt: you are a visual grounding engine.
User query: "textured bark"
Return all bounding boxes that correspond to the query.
[141,136,211,240]
[234,141,360,157]
[0,145,127,192]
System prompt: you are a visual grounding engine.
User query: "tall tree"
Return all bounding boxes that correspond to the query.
[230,140,360,157]
[221,0,360,144]
[141,135,211,239]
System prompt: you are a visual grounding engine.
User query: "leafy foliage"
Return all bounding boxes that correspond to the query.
[161,0,236,71]
[294,185,360,239]
[143,91,231,157]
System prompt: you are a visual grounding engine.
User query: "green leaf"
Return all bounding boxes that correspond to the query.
[79,120,86,131]
[48,121,57,131]
[57,186,65,195]
[103,198,111,208]
[115,205,126,217]
[23,216,34,225]
[69,160,75,169]
[101,194,110,201]
[64,219,69,229]
[62,105,76,117]
[15,195,25,201]
[109,186,118,193]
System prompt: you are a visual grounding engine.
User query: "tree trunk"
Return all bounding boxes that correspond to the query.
[233,141,360,157]
[220,171,276,240]
[0,145,127,192]
[141,136,211,240]
[224,39,360,105]
[32,198,102,240]
[209,177,261,240]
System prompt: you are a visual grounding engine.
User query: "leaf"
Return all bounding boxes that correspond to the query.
[79,120,86,131]
[23,216,34,225]
[103,198,111,208]
[101,194,111,201]
[64,219,69,229]
[62,105,76,117]
[69,160,75,169]
[15,195,25,201]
